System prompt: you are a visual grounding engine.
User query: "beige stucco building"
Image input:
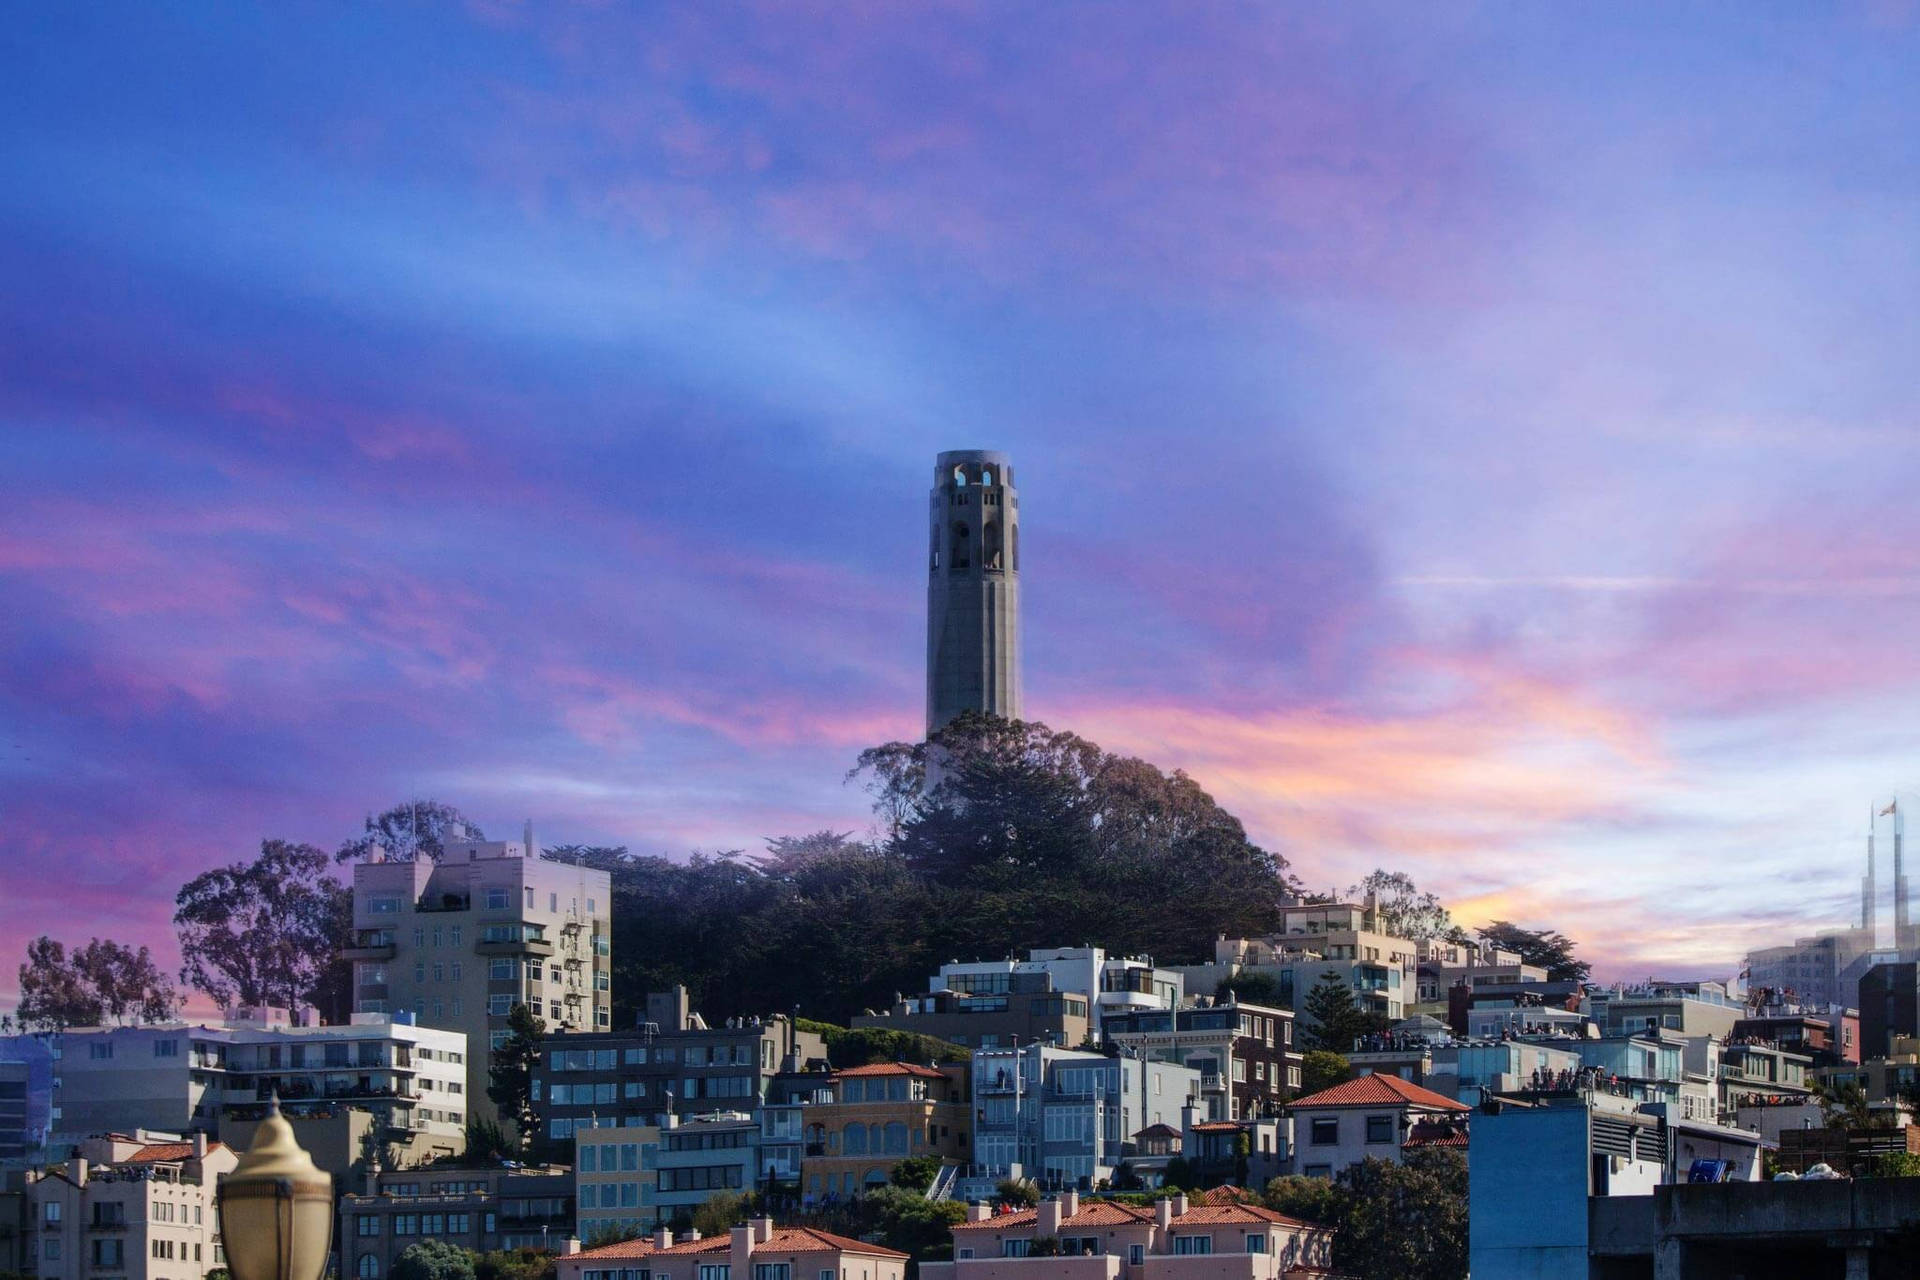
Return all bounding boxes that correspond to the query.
[346,835,612,1123]
[23,1132,238,1280]
[562,1219,908,1280]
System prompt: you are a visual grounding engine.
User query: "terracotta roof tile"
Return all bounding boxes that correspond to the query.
[1287,1073,1469,1112]
[126,1142,222,1163]
[832,1063,949,1080]
[951,1203,1153,1232]
[1194,1186,1260,1206]
[1190,1121,1244,1133]
[656,1229,907,1259]
[1172,1205,1327,1230]
[572,1240,658,1260]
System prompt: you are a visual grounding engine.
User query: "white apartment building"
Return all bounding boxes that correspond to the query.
[50,1012,465,1155]
[934,946,1182,1034]
[346,835,612,1122]
[24,1131,238,1280]
[1171,900,1420,1026]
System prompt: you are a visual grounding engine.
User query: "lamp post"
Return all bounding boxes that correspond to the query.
[218,1100,334,1280]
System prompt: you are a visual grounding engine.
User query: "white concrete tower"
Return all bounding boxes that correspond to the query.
[926,449,1021,735]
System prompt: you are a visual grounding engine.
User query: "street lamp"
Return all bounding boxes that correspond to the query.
[219,1100,334,1280]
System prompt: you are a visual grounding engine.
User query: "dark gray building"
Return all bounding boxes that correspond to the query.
[1858,960,1919,1059]
[926,450,1020,735]
[530,990,825,1158]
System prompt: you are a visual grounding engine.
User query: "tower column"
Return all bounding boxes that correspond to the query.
[926,449,1021,736]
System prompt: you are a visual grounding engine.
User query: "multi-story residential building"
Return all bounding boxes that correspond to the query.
[928,1190,1336,1280]
[933,948,1182,1035]
[559,1219,908,1280]
[852,977,1092,1050]
[799,1063,970,1205]
[346,835,613,1124]
[964,1045,1199,1197]
[1172,901,1419,1027]
[339,1164,575,1277]
[1734,1003,1858,1067]
[531,990,825,1154]
[23,1132,237,1280]
[1102,998,1300,1119]
[0,1037,56,1161]
[1586,981,1742,1041]
[1434,1039,1585,1100]
[1717,1041,1814,1115]
[1285,1073,1469,1178]
[1462,1004,1588,1041]
[573,1122,661,1244]
[650,1112,759,1224]
[1415,937,1546,1005]
[47,1012,465,1163]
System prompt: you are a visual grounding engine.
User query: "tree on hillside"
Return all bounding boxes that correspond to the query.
[487,1003,546,1150]
[17,936,179,1030]
[1215,973,1288,1007]
[1301,971,1373,1053]
[1476,920,1592,983]
[174,840,352,1017]
[754,830,867,875]
[1347,870,1454,942]
[1299,1049,1355,1097]
[1266,1148,1467,1280]
[392,1240,476,1280]
[337,799,483,864]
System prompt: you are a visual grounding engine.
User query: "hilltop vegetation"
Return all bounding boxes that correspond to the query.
[552,712,1300,1025]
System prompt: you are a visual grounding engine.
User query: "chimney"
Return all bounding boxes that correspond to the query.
[192,1132,208,1160]
[688,1229,701,1242]
[1038,1197,1063,1235]
[1060,1189,1078,1219]
[1154,1196,1173,1232]
[653,1228,674,1251]
[967,1202,991,1223]
[1172,1192,1189,1218]
[753,1218,773,1245]
[731,1224,755,1278]
[68,1157,88,1187]
[561,1239,581,1257]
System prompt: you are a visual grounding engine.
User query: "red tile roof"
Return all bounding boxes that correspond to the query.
[126,1142,222,1163]
[577,1229,906,1261]
[833,1062,950,1080]
[1287,1073,1469,1112]
[1190,1121,1245,1133]
[572,1240,658,1260]
[1194,1185,1260,1206]
[1403,1121,1469,1148]
[951,1202,1153,1231]
[659,1229,907,1259]
[1172,1205,1327,1230]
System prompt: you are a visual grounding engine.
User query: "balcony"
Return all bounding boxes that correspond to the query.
[477,935,553,958]
[417,893,472,913]
[344,932,397,962]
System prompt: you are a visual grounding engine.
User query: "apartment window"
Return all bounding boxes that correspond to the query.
[754,1266,791,1280]
[414,928,426,947]
[486,888,510,910]
[1001,1241,1031,1259]
[45,1239,61,1261]
[357,1215,381,1236]
[358,1256,381,1278]
[433,963,445,982]
[489,995,513,1016]
[1310,1118,1338,1146]
[450,927,463,946]
[698,1267,731,1280]
[550,892,559,912]
[89,1041,113,1060]
[1173,1236,1213,1256]
[1128,1246,1144,1265]
[1245,1234,1267,1254]
[154,1038,179,1057]
[393,1215,419,1236]
[369,895,402,915]
[1365,1115,1395,1144]
[92,1240,125,1268]
[44,1202,60,1223]
[452,999,463,1017]
[491,959,518,980]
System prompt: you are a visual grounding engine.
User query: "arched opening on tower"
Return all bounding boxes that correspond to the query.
[983,519,1002,569]
[952,465,969,487]
[1011,523,1019,571]
[951,521,970,570]
[979,465,996,486]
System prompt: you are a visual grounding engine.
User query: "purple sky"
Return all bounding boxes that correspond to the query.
[4,3,1920,1004]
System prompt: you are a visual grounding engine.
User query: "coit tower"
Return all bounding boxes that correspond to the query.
[926,449,1021,735]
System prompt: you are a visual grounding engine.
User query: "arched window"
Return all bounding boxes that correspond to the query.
[358,1256,380,1279]
[951,523,970,570]
[983,521,1002,570]
[844,1122,869,1154]
[883,1122,909,1154]
[979,465,996,486]
[1011,524,1019,571]
[952,465,968,487]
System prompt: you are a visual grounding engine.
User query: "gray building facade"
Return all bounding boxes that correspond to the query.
[927,450,1020,735]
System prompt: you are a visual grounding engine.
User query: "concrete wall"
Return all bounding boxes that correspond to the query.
[1469,1102,1595,1280]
